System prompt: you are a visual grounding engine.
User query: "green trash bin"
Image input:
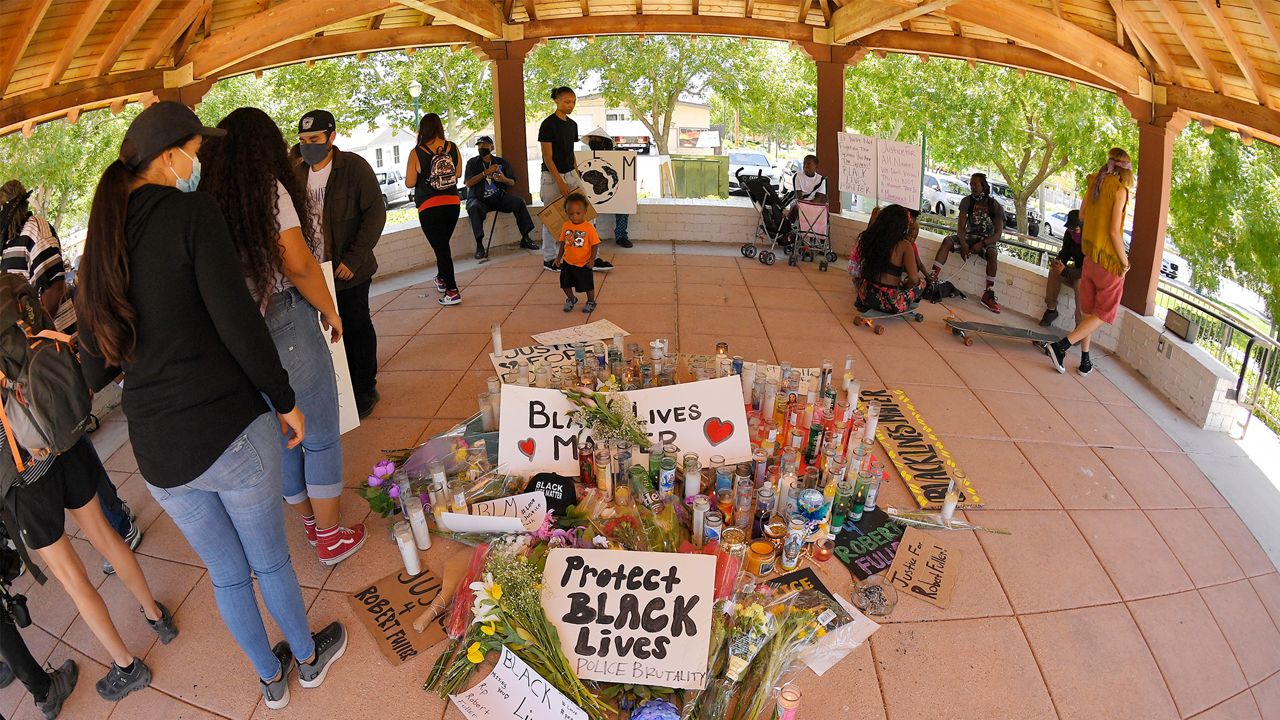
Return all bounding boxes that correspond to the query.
[670,155,729,199]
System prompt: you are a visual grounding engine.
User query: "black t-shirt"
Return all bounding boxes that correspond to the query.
[413,142,461,206]
[538,114,578,174]
[959,194,1002,238]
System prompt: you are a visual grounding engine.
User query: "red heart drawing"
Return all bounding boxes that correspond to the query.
[517,438,536,460]
[703,418,734,446]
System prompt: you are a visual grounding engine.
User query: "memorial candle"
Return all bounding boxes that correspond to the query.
[393,521,421,576]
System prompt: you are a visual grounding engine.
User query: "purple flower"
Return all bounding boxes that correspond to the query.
[372,460,396,479]
[367,474,384,488]
[388,484,401,499]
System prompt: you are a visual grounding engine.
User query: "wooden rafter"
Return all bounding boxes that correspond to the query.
[0,0,54,97]
[1148,0,1222,94]
[637,0,644,16]
[94,0,165,77]
[943,0,1146,95]
[831,0,960,44]
[744,0,754,19]
[45,0,113,86]
[794,0,809,23]
[1051,0,1062,18]
[1194,0,1271,108]
[174,4,213,66]
[523,0,538,21]
[948,18,962,36]
[396,0,503,39]
[1249,0,1280,64]
[219,26,479,75]
[142,0,211,69]
[368,13,385,30]
[1106,0,1181,84]
[582,0,591,17]
[502,0,514,22]
[818,0,832,24]
[522,14,813,42]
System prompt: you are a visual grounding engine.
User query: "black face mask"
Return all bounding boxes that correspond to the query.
[478,147,492,157]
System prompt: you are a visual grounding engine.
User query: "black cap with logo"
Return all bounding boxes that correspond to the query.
[119,101,225,172]
[475,135,495,146]
[298,110,336,135]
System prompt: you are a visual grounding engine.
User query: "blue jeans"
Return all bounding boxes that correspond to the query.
[265,288,343,505]
[97,474,131,537]
[610,213,629,241]
[146,412,315,681]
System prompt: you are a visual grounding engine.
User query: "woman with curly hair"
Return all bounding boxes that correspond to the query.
[198,107,366,567]
[855,204,927,314]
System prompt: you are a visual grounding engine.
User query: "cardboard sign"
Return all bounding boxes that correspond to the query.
[538,192,598,232]
[450,646,588,720]
[532,319,629,346]
[471,491,547,531]
[575,150,638,215]
[542,549,716,689]
[833,508,905,580]
[321,262,360,435]
[876,137,924,209]
[886,527,962,609]
[349,568,446,665]
[860,388,983,509]
[490,342,586,381]
[526,473,578,517]
[498,378,753,475]
[838,133,877,199]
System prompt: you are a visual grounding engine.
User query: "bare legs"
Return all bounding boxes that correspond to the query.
[291,497,340,531]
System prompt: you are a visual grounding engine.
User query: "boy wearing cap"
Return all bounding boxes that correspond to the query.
[297,110,386,418]
[463,136,536,258]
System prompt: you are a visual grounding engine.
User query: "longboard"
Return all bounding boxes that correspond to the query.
[945,317,1062,347]
[854,307,925,335]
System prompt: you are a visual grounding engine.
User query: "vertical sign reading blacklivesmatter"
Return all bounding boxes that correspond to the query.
[541,549,716,690]
[859,388,983,509]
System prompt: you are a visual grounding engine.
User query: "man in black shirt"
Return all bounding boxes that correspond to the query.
[537,87,583,272]
[1041,209,1084,327]
[463,136,535,258]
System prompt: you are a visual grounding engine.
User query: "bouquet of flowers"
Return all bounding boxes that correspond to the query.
[564,388,651,451]
[730,590,839,720]
[358,460,401,517]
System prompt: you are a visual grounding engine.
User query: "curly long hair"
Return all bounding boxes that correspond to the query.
[856,204,911,282]
[198,107,316,302]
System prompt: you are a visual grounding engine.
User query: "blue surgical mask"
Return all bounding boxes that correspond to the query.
[300,142,331,167]
[172,148,201,193]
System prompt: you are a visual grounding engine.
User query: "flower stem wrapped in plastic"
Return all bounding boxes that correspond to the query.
[731,590,842,720]
[564,388,651,451]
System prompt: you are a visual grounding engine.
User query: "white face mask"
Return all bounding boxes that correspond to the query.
[171,148,201,192]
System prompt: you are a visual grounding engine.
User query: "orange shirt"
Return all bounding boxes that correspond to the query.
[559,221,600,267]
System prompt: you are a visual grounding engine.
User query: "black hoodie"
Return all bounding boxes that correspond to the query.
[79,184,295,488]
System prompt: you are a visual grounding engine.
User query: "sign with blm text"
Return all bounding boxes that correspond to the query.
[542,549,716,689]
[450,646,588,720]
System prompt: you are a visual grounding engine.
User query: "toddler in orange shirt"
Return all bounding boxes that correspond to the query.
[552,193,600,313]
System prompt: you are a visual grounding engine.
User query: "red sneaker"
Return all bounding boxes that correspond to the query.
[303,520,317,547]
[981,290,1002,313]
[316,524,367,566]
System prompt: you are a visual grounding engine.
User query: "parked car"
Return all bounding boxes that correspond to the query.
[990,180,1042,236]
[1043,210,1071,237]
[612,134,652,154]
[922,172,966,216]
[728,152,783,193]
[1120,229,1192,284]
[377,170,410,208]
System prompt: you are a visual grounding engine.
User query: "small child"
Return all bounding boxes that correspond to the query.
[553,193,600,313]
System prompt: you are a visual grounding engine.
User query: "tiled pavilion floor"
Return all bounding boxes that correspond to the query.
[6,243,1279,720]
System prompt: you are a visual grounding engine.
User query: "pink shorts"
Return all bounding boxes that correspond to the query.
[1078,257,1124,323]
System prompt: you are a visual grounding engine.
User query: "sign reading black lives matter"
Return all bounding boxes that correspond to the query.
[859,388,983,509]
[542,549,715,690]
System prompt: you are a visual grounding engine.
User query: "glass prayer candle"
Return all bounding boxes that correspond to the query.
[832,480,855,531]
[752,449,768,487]
[732,355,744,376]
[733,487,753,531]
[428,481,448,521]
[779,361,793,382]
[941,476,960,526]
[478,392,495,432]
[863,473,882,512]
[753,487,775,539]
[715,527,747,600]
[594,449,613,502]
[516,359,530,386]
[614,450,632,493]
[629,464,654,504]
[683,453,702,500]
[658,457,677,500]
[404,496,432,551]
[813,538,835,563]
[393,521,421,576]
[715,465,733,493]
[692,496,710,548]
[715,488,734,522]
[864,400,881,442]
[780,448,801,478]
[715,341,729,357]
[648,449,663,484]
[535,365,550,389]
[490,323,503,355]
[803,466,821,491]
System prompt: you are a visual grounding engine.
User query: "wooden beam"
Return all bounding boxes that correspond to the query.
[637,0,644,15]
[582,0,592,16]
[173,4,212,66]
[218,25,482,77]
[1106,0,1181,84]
[522,14,815,42]
[0,0,54,97]
[0,69,163,136]
[395,0,503,39]
[141,0,211,69]
[45,0,113,86]
[1148,0,1222,94]
[948,18,961,36]
[794,0,809,23]
[502,0,514,21]
[943,0,1146,95]
[186,0,396,77]
[1250,0,1280,65]
[368,13,385,30]
[1051,0,1062,18]
[1164,84,1280,142]
[744,0,753,19]
[522,0,538,20]
[1194,0,1271,108]
[818,0,832,24]
[94,0,165,77]
[831,0,959,44]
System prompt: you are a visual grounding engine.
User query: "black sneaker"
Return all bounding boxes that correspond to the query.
[543,260,557,272]
[583,300,597,314]
[356,389,380,419]
[563,296,578,313]
[1079,355,1094,376]
[616,237,633,248]
[95,657,150,701]
[592,258,614,272]
[0,661,13,689]
[1039,308,1058,327]
[434,277,447,293]
[297,622,347,689]
[519,237,539,250]
[261,642,294,711]
[438,291,462,306]
[474,243,487,260]
[145,601,178,645]
[36,660,77,720]
[1041,341,1067,374]
[103,519,144,576]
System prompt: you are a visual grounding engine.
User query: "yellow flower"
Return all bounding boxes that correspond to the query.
[490,583,503,602]
[467,642,485,664]
[482,622,496,636]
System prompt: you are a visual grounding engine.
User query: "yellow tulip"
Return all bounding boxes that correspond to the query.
[491,583,503,602]
[467,642,485,664]
[482,622,496,636]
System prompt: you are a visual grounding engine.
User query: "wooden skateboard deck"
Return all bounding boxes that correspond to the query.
[945,318,1062,347]
[854,307,925,335]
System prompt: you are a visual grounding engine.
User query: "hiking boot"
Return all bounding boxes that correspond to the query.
[1041,341,1067,375]
[316,524,367,566]
[582,300,597,314]
[616,237,633,248]
[145,601,178,645]
[592,258,614,272]
[260,642,294,711]
[103,519,143,576]
[1078,355,1094,376]
[297,622,347,689]
[357,390,380,419]
[981,290,1001,313]
[563,297,578,313]
[434,277,447,293]
[438,291,462,306]
[95,658,150,701]
[36,660,77,720]
[543,260,557,272]
[519,236,539,250]
[474,243,487,260]
[1039,308,1059,327]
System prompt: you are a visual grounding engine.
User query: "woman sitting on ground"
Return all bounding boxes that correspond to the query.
[855,203,927,314]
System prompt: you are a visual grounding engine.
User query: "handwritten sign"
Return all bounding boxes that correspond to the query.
[885,527,962,609]
[575,150,638,215]
[838,133,877,199]
[542,549,715,689]
[498,377,752,475]
[532,319,629,346]
[860,388,982,509]
[450,646,588,720]
[348,568,446,665]
[321,262,360,435]
[876,138,923,208]
[471,491,547,531]
[833,508,905,580]
[490,342,585,381]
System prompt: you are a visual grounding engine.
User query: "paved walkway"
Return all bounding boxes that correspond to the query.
[6,244,1278,720]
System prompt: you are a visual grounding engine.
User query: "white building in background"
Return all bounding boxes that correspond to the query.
[344,126,415,173]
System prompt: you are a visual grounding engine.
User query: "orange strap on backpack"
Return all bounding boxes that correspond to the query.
[0,371,25,474]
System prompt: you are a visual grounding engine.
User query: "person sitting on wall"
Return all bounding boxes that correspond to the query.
[855,204,927,315]
[463,136,537,257]
[1040,209,1083,327]
[929,172,1004,313]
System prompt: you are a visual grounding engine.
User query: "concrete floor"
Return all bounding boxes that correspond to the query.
[7,243,1278,720]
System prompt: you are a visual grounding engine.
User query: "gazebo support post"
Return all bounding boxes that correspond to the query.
[1121,97,1187,316]
[478,39,537,202]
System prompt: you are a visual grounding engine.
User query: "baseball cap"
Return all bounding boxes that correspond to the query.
[119,101,225,171]
[475,135,494,146]
[298,110,336,135]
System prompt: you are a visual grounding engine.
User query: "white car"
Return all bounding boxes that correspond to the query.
[1043,210,1070,237]
[921,172,966,216]
[728,152,784,193]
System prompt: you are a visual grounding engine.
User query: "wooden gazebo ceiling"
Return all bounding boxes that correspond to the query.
[3,0,1280,142]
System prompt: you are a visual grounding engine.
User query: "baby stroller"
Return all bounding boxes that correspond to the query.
[791,199,837,271]
[737,169,794,265]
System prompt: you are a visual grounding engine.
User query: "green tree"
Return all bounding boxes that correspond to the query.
[363,48,493,142]
[733,42,816,153]
[525,39,592,122]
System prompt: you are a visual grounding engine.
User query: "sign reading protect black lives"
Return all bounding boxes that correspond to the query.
[541,549,716,690]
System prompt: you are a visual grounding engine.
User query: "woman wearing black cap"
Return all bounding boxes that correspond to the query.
[77,101,346,710]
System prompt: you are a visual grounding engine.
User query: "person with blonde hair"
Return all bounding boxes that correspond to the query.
[1043,147,1133,375]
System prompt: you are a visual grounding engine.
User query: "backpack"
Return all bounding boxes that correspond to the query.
[423,143,458,193]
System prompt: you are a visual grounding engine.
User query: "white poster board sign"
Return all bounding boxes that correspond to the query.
[490,343,581,381]
[532,320,629,346]
[450,645,588,720]
[837,133,877,199]
[542,549,715,689]
[321,262,360,435]
[470,491,547,531]
[876,138,923,208]
[497,377,752,476]
[575,150,638,215]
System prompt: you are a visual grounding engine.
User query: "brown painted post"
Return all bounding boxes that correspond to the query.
[815,58,843,214]
[1121,101,1187,316]
[479,40,537,203]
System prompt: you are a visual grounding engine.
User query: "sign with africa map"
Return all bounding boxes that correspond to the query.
[497,377,752,475]
[859,388,982,510]
[575,150,638,215]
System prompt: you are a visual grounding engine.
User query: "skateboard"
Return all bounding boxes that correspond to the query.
[945,317,1063,347]
[853,307,925,335]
